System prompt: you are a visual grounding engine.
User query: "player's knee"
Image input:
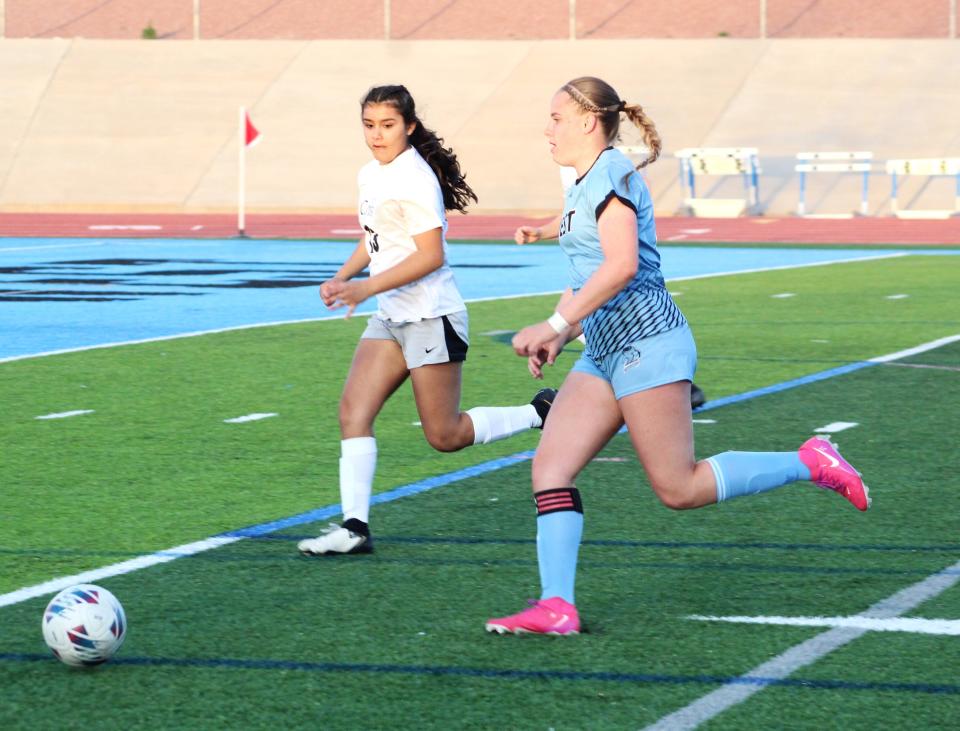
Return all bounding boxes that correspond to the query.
[423,427,468,453]
[650,479,698,510]
[338,399,372,434]
[531,460,574,491]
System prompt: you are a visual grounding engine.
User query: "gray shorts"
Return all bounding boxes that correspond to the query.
[361,311,469,369]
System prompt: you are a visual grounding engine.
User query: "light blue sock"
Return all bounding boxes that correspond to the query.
[537,511,583,604]
[706,451,812,503]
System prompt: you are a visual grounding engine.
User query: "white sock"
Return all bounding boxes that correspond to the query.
[466,405,540,445]
[339,437,377,524]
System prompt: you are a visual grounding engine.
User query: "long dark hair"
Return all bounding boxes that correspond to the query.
[362,85,478,213]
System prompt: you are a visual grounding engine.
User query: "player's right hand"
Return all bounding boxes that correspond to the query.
[319,278,342,308]
[527,351,547,379]
[527,338,564,379]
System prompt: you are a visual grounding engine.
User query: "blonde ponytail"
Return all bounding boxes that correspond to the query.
[623,103,661,169]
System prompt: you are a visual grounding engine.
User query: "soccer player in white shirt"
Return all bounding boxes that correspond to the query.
[298,85,554,557]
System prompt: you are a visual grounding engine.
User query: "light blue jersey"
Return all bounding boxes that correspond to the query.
[559,147,685,358]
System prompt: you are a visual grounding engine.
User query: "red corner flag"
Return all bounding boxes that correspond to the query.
[244,110,261,148]
[238,107,261,237]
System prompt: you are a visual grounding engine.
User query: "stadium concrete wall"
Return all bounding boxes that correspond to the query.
[1,38,959,217]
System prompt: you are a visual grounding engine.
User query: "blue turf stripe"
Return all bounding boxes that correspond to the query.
[220,452,534,538]
[694,361,878,412]
[220,361,881,541]
[2,653,956,695]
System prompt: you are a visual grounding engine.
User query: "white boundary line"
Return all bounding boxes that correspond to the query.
[868,333,960,362]
[0,537,239,608]
[0,252,907,365]
[0,317,335,364]
[644,559,960,730]
[0,241,107,252]
[0,290,565,365]
[665,251,907,284]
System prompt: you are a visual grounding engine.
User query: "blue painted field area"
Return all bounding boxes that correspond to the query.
[0,237,949,360]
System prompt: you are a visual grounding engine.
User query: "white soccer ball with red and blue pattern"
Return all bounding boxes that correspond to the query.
[41,584,126,667]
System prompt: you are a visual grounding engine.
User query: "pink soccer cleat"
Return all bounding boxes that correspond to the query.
[799,436,871,511]
[485,597,580,636]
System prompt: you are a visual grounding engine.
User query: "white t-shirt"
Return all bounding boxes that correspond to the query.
[357,147,465,323]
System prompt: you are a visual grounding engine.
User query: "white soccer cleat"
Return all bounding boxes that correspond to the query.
[297,520,374,556]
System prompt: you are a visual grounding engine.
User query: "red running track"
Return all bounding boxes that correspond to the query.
[0,212,957,245]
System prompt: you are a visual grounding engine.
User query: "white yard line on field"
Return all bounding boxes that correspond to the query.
[813,421,858,433]
[687,614,960,636]
[223,413,277,423]
[643,559,960,730]
[35,410,94,420]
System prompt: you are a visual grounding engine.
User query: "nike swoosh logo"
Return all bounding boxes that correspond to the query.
[550,613,570,628]
[812,447,840,468]
[425,346,437,353]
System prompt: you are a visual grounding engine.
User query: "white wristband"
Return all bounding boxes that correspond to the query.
[547,311,570,334]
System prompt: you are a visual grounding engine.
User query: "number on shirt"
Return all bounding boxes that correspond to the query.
[363,225,380,253]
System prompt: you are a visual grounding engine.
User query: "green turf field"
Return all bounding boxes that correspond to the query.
[2,252,958,729]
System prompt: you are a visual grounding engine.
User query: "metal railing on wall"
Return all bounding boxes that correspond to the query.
[2,0,957,40]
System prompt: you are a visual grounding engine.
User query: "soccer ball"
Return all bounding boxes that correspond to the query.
[41,584,126,667]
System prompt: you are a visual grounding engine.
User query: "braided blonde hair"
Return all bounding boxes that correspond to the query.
[561,77,661,170]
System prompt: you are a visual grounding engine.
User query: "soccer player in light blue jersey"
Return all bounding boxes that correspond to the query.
[486,77,871,636]
[514,171,706,410]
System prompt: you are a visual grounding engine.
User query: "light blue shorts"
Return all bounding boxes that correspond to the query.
[571,324,697,400]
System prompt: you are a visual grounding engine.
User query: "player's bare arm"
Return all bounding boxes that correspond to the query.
[327,226,444,315]
[513,201,635,357]
[514,213,562,245]
[320,237,371,307]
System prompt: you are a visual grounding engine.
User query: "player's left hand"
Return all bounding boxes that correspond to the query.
[512,321,563,357]
[324,280,370,317]
[514,226,541,245]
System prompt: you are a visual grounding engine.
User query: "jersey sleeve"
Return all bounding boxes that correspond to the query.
[386,169,445,235]
[587,160,642,221]
[396,198,444,236]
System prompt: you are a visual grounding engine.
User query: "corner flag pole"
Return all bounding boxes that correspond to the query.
[237,107,261,238]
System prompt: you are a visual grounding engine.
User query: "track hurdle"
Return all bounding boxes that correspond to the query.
[675,147,760,217]
[795,151,873,217]
[885,157,960,219]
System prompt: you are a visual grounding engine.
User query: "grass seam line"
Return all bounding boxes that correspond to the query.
[2,651,958,694]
